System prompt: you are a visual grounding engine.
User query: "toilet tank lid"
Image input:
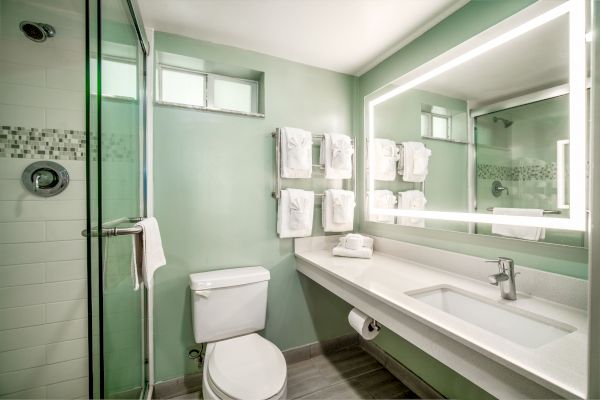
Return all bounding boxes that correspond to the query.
[189,266,270,290]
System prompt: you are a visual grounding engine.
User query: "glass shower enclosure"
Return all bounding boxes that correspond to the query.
[0,0,147,398]
[87,0,149,398]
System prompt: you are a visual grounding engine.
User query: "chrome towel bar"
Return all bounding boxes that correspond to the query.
[271,128,357,200]
[485,207,561,215]
[81,216,144,237]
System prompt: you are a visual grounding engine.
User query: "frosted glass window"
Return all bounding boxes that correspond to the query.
[160,68,206,107]
[212,78,255,113]
[103,59,137,98]
[89,58,137,98]
[432,115,449,139]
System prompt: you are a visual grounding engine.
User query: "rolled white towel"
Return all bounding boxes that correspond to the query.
[339,233,373,250]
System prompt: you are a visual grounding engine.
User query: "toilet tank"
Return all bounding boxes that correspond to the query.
[189,266,270,343]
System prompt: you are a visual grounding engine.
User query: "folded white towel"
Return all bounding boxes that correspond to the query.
[397,190,427,227]
[491,207,546,241]
[332,245,373,259]
[132,217,167,289]
[277,189,314,238]
[319,133,353,179]
[338,233,374,250]
[401,142,431,182]
[373,139,399,181]
[368,190,397,224]
[322,189,355,232]
[281,127,312,178]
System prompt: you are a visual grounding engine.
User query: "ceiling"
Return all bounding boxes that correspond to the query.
[139,0,467,76]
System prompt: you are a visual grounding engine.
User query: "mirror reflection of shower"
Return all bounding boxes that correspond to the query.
[19,21,56,42]
[493,116,513,128]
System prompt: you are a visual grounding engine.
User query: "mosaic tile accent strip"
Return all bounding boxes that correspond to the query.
[0,126,85,160]
[477,162,557,181]
[0,126,137,162]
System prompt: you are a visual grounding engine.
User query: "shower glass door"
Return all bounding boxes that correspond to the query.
[87,0,147,398]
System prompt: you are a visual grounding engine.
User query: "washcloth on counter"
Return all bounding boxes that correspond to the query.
[281,127,312,178]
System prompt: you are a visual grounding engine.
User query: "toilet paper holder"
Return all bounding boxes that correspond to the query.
[368,319,381,333]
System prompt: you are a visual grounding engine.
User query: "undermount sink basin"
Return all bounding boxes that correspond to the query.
[408,285,576,348]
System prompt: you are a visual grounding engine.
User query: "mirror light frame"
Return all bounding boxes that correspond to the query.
[365,0,588,231]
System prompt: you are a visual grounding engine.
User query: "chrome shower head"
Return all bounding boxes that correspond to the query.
[19,21,56,43]
[493,116,513,128]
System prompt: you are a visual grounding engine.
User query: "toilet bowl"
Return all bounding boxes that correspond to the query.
[189,267,287,400]
[202,334,287,400]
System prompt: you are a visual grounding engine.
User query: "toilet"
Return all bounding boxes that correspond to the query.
[189,266,287,400]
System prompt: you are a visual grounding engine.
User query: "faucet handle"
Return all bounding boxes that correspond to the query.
[488,273,509,285]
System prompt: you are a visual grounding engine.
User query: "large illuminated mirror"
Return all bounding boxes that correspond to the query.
[365,0,589,247]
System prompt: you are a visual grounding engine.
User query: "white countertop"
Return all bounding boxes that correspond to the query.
[295,237,588,398]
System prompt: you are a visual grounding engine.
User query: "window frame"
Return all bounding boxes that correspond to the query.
[91,55,139,101]
[421,110,452,140]
[156,64,262,117]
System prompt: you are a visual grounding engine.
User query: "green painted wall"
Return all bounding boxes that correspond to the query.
[356,1,587,398]
[152,32,356,382]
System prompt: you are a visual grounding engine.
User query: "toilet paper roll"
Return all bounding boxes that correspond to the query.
[348,308,380,340]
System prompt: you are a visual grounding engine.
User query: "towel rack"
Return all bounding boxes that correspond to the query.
[485,207,561,215]
[271,128,357,201]
[81,216,144,237]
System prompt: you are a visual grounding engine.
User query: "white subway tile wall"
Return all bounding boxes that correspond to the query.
[0,0,88,397]
[0,159,87,399]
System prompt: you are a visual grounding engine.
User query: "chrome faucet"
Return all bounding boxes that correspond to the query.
[485,257,518,300]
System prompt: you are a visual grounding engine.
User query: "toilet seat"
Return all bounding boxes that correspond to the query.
[207,333,287,400]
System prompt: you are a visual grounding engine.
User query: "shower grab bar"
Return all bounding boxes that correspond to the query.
[485,207,561,215]
[81,216,144,237]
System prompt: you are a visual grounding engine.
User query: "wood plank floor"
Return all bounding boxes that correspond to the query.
[171,344,419,399]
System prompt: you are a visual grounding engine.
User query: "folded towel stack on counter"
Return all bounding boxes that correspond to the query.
[320,133,353,179]
[281,127,313,178]
[332,233,374,259]
[277,188,314,238]
[322,189,355,232]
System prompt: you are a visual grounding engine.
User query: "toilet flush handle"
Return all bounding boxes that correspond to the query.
[194,290,211,298]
